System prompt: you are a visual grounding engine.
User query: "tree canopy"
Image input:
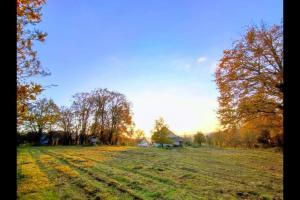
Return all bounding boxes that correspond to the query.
[151,118,172,146]
[194,132,206,146]
[24,98,60,134]
[215,23,283,137]
[17,0,49,125]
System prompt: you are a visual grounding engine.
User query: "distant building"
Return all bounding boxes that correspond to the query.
[89,136,98,145]
[167,131,184,146]
[137,138,150,147]
[153,130,183,147]
[40,134,49,145]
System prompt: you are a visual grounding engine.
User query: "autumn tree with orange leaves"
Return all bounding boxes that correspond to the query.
[17,0,49,125]
[215,23,283,141]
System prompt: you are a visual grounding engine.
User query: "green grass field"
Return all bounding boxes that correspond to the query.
[17,146,283,200]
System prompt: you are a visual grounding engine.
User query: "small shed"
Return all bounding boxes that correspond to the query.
[89,136,98,145]
[168,131,183,146]
[40,134,49,145]
[138,138,150,147]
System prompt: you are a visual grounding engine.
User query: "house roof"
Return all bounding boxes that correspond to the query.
[167,130,177,138]
[137,138,149,144]
[167,130,183,141]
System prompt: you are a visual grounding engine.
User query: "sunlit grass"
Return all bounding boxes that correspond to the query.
[17,146,283,200]
[17,150,52,197]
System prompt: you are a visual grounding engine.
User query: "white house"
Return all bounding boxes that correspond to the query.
[137,138,150,147]
[89,136,98,145]
[167,131,183,146]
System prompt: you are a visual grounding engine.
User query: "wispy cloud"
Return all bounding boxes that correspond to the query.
[183,64,191,69]
[172,56,207,71]
[196,56,207,64]
[171,57,193,71]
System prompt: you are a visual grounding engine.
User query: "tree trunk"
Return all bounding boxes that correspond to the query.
[37,127,43,145]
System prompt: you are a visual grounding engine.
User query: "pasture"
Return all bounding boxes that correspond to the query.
[17,146,283,200]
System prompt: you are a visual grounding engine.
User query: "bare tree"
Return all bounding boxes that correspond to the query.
[71,92,93,144]
[90,88,111,142]
[108,91,133,145]
[59,106,74,133]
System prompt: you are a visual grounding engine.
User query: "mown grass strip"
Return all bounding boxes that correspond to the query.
[28,148,91,200]
[40,148,144,200]
[46,147,210,200]
[17,148,58,200]
[100,147,282,199]
[45,147,243,199]
[58,147,264,199]
[18,146,283,200]
[50,149,200,199]
[32,147,138,200]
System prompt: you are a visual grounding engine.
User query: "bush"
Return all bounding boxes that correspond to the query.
[182,135,193,146]
[194,132,206,146]
[240,131,257,148]
[257,130,271,147]
[17,131,41,145]
[271,134,283,147]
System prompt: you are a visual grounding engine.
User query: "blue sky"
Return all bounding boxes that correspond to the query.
[33,0,282,136]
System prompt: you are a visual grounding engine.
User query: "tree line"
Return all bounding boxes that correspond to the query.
[18,88,134,146]
[181,129,282,149]
[204,129,282,149]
